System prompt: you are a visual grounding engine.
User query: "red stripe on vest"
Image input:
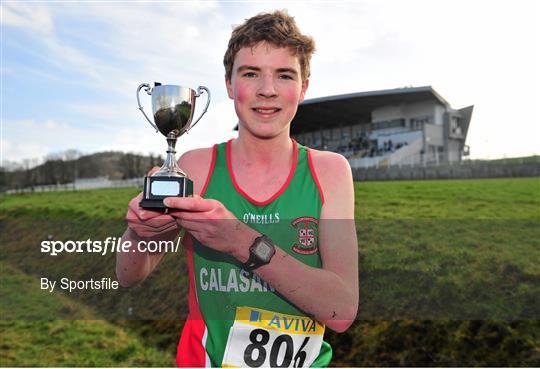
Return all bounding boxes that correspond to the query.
[176,235,207,367]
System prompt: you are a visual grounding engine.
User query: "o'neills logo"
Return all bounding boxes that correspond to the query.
[243,212,280,224]
[291,216,318,255]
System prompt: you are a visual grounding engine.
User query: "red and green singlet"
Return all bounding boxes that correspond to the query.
[176,139,332,367]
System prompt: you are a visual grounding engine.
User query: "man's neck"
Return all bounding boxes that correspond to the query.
[232,133,294,169]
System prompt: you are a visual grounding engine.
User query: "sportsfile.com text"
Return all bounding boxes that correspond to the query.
[40,237,181,256]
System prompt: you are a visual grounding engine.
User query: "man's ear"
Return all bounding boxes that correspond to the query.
[299,78,309,103]
[226,76,234,99]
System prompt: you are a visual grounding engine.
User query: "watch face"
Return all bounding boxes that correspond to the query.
[256,244,273,260]
[253,238,275,262]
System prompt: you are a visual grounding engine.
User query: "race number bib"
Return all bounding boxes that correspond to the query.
[222,307,325,368]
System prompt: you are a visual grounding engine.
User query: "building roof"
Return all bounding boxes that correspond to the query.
[290,85,450,134]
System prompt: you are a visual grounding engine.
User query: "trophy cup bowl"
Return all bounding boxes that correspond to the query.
[137,82,210,209]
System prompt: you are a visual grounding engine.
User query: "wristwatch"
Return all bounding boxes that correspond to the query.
[242,234,276,271]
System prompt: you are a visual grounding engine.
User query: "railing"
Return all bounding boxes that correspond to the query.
[352,155,540,181]
[349,138,423,168]
[349,146,540,171]
[4,177,144,194]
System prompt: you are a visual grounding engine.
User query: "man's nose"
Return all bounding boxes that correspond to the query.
[257,74,277,98]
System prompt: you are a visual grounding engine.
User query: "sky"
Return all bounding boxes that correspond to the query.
[1,0,539,166]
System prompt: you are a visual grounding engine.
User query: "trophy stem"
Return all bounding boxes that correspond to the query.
[156,132,186,177]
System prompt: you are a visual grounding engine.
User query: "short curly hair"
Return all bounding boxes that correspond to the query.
[223,10,316,82]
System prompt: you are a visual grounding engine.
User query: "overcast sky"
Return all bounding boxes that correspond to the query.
[1,0,539,165]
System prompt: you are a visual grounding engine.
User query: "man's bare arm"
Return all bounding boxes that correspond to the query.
[116,226,179,287]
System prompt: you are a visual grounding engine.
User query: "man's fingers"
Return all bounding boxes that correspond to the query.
[128,194,170,221]
[134,222,178,238]
[126,207,178,233]
[168,210,209,221]
[127,214,177,231]
[175,218,202,232]
[163,196,217,212]
[126,193,177,231]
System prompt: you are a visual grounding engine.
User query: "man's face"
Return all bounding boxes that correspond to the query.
[226,42,309,139]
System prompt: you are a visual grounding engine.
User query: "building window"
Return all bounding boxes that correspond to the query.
[450,116,463,136]
[372,118,406,130]
[410,115,433,129]
[322,129,332,140]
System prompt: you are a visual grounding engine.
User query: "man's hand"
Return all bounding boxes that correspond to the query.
[164,196,258,259]
[125,167,179,238]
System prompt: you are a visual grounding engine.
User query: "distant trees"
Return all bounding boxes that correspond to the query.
[0,150,162,191]
[120,153,143,179]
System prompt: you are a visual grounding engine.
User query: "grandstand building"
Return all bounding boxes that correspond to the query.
[291,86,474,168]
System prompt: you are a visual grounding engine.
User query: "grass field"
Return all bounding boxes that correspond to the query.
[0,262,173,366]
[1,177,539,366]
[355,178,539,320]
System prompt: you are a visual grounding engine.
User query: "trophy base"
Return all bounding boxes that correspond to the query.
[140,176,193,210]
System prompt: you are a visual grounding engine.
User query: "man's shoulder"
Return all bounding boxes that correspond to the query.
[308,148,352,178]
[307,148,353,198]
[179,146,215,164]
[178,146,216,194]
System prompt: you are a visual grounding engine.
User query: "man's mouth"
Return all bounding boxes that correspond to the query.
[252,107,281,114]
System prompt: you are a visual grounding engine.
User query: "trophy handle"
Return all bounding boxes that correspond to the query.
[137,83,159,132]
[190,86,211,130]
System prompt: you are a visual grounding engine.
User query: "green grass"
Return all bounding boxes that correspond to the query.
[355,177,540,219]
[0,262,95,320]
[0,187,140,220]
[352,178,540,320]
[1,177,539,366]
[0,263,173,367]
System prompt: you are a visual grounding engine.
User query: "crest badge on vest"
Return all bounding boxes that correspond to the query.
[291,216,319,255]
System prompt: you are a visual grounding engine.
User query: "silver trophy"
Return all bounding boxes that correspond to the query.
[136,82,210,209]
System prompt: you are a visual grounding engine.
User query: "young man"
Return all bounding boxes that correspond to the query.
[117,10,358,367]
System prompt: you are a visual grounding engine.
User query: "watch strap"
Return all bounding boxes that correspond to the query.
[242,254,260,271]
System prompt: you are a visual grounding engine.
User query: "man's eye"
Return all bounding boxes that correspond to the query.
[243,72,257,78]
[279,74,293,80]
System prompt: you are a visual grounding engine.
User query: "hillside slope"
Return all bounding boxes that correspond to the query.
[0,262,174,367]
